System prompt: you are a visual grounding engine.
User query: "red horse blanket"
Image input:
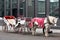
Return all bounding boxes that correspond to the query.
[28,17,45,28]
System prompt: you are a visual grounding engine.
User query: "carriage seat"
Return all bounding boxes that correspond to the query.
[4,16,15,19]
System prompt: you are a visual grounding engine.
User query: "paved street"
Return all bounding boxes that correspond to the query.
[0,31,60,40]
[1,30,60,40]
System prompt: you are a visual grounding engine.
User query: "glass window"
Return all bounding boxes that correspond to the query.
[12,0,18,8]
[50,0,59,17]
[6,0,10,16]
[0,0,4,17]
[38,1,45,14]
[37,0,45,17]
[6,0,10,9]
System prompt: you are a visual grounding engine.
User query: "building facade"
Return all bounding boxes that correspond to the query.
[0,0,59,18]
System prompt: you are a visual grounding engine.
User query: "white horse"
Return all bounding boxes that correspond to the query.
[44,16,58,36]
[31,16,58,37]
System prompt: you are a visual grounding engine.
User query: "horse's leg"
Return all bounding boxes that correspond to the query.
[45,23,49,37]
[27,27,31,32]
[29,28,32,32]
[43,27,45,34]
[48,26,52,33]
[43,26,51,34]
[23,25,26,33]
[31,28,35,36]
[26,25,31,32]
[14,23,21,32]
[31,25,36,36]
[27,27,29,32]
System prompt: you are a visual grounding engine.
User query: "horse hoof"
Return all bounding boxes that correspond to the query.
[48,31,53,34]
[45,34,49,37]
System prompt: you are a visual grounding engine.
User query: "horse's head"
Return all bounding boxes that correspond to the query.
[44,16,58,27]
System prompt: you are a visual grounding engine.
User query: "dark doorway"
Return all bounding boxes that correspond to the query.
[12,8,23,18]
[20,9,23,15]
[12,8,17,18]
[2,11,4,17]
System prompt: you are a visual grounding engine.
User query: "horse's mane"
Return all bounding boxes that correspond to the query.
[47,16,58,24]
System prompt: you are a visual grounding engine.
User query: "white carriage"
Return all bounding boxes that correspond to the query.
[2,16,17,32]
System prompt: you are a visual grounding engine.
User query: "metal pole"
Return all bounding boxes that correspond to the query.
[34,0,38,17]
[10,0,12,16]
[4,0,6,16]
[45,0,50,17]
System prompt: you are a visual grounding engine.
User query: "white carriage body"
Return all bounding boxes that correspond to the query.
[3,16,16,26]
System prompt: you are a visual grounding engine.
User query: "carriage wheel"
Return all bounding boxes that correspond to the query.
[13,27,19,32]
[2,24,8,32]
[2,24,5,32]
[13,23,21,32]
[20,26,26,33]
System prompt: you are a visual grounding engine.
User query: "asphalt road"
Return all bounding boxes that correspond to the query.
[0,31,60,40]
